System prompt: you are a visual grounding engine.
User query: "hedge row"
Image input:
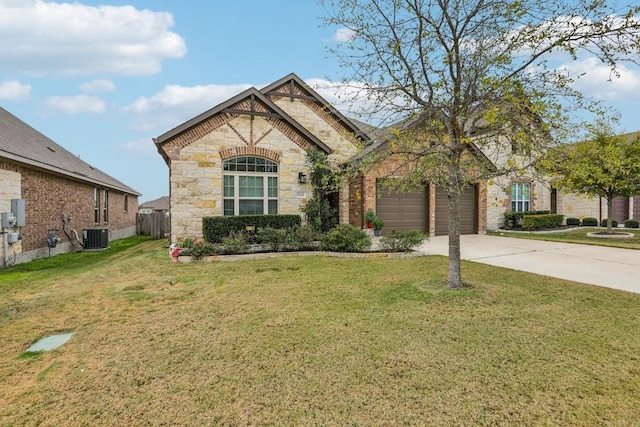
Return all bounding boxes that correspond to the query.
[202,214,302,243]
[521,214,564,231]
[503,210,550,228]
[625,219,640,228]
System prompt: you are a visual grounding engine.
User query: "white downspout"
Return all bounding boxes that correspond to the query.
[2,228,8,267]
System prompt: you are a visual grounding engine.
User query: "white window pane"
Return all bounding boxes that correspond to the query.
[239,176,263,197]
[224,175,234,197]
[224,199,234,215]
[268,177,278,198]
[239,200,264,215]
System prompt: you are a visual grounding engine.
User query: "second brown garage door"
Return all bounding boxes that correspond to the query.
[435,186,478,236]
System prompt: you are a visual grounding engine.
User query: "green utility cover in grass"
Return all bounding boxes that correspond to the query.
[26,333,74,352]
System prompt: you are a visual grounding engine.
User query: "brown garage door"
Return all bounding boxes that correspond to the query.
[376,184,428,234]
[435,186,477,236]
[612,197,630,222]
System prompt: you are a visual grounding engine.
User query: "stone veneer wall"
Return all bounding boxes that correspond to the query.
[0,160,138,264]
[486,176,552,229]
[168,97,362,243]
[271,98,360,162]
[169,115,313,243]
[486,174,605,229]
[558,192,602,220]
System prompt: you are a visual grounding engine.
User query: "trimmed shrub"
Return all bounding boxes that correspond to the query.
[503,210,551,229]
[521,214,564,231]
[291,225,320,250]
[203,214,301,243]
[624,219,639,229]
[582,217,598,226]
[177,239,219,260]
[323,224,371,252]
[566,217,581,226]
[600,218,618,228]
[379,230,429,252]
[220,231,247,254]
[257,227,291,252]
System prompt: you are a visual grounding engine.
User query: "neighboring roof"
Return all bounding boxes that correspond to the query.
[348,112,498,173]
[0,107,140,195]
[139,196,169,211]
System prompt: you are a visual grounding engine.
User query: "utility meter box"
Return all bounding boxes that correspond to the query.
[1,212,14,228]
[11,199,25,227]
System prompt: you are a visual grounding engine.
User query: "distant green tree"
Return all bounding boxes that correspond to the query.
[543,122,640,234]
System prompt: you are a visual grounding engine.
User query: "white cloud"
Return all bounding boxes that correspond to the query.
[121,137,157,159]
[0,0,186,76]
[560,58,640,102]
[43,95,107,115]
[332,27,356,42]
[80,78,116,94]
[123,78,399,135]
[307,78,405,125]
[123,83,253,132]
[0,80,31,100]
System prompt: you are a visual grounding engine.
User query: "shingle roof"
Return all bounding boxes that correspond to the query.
[0,107,140,195]
[139,196,169,211]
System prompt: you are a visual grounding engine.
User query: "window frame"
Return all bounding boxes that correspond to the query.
[103,190,109,222]
[222,156,278,216]
[94,188,100,223]
[511,182,531,212]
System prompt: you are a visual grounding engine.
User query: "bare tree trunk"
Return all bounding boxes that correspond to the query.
[447,161,463,289]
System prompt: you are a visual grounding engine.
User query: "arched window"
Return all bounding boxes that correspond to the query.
[223,157,278,215]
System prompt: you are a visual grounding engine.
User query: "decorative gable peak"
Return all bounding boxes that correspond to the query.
[262,73,371,146]
[154,86,333,165]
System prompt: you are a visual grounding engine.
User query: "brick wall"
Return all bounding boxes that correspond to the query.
[0,161,138,254]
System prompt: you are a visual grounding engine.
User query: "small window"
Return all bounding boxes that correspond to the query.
[103,190,109,222]
[511,182,530,212]
[124,195,129,213]
[94,188,100,222]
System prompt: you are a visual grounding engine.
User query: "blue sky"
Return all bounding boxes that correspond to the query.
[1,0,639,203]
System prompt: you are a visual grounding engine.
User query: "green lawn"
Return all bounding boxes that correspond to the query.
[1,237,640,425]
[489,227,640,249]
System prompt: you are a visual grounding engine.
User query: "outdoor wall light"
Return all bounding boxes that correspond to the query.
[298,172,307,184]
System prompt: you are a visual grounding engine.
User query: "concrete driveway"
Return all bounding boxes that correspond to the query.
[418,234,640,294]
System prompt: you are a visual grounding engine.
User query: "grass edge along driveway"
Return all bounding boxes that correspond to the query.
[1,237,640,426]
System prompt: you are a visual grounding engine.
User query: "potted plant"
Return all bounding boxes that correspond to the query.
[372,216,384,236]
[364,208,376,228]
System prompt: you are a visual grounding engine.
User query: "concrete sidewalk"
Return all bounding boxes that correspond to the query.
[418,234,640,294]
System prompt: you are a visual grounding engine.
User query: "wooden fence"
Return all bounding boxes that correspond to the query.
[137,212,169,240]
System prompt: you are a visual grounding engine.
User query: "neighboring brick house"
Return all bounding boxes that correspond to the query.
[0,107,140,265]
